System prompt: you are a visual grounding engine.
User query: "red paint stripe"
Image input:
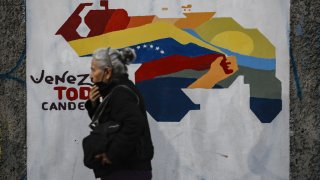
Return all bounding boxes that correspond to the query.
[135,54,225,83]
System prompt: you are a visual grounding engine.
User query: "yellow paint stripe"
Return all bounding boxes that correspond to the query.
[196,18,275,59]
[152,16,179,24]
[69,22,222,56]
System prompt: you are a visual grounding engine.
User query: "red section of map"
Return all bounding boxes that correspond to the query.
[135,54,226,83]
[103,10,131,33]
[84,9,114,38]
[55,1,130,41]
[56,3,92,41]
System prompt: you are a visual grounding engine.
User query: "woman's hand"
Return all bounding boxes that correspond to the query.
[89,85,101,107]
[95,153,112,166]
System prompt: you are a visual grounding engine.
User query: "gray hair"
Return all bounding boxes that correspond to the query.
[92,47,136,75]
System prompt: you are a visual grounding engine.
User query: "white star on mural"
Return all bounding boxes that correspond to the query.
[155,47,160,50]
[160,50,165,54]
[150,45,154,48]
[143,44,147,48]
[136,46,140,49]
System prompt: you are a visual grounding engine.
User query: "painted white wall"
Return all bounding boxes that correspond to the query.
[27,0,289,179]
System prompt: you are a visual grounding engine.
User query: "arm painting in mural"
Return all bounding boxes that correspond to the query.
[188,56,238,89]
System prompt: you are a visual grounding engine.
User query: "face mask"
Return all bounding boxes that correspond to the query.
[93,69,110,97]
[94,81,109,97]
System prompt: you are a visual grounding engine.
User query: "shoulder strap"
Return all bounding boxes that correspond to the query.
[90,85,139,127]
[117,85,140,105]
[91,86,120,126]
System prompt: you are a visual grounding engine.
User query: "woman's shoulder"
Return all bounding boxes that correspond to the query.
[110,84,139,103]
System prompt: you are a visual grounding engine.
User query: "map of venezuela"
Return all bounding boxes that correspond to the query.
[56,1,282,123]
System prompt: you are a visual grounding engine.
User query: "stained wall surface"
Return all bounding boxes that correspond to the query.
[289,1,320,179]
[0,0,318,179]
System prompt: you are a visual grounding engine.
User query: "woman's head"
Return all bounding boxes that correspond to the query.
[90,47,136,83]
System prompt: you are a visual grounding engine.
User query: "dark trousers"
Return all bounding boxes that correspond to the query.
[100,170,152,180]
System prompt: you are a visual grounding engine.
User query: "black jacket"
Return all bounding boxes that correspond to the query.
[84,74,154,178]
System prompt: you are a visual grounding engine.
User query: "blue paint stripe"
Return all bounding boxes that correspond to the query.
[250,97,282,123]
[219,47,276,70]
[137,76,281,123]
[7,45,26,75]
[0,39,26,85]
[0,74,26,85]
[20,174,27,180]
[183,29,204,39]
[129,38,219,63]
[289,42,302,100]
[295,24,303,36]
[136,77,200,122]
[81,38,219,58]
[184,29,276,70]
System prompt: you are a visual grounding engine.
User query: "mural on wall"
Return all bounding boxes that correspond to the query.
[56,1,282,123]
[27,0,290,179]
